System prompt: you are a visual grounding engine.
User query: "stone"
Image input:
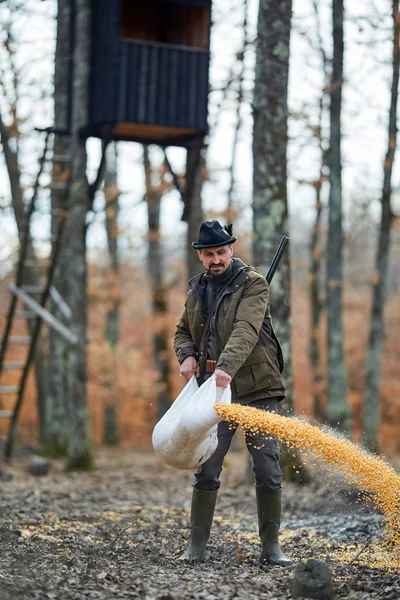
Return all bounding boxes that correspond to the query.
[292,559,332,599]
[28,455,50,477]
[0,470,13,481]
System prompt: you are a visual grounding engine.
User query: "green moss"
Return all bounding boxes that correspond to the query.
[66,449,96,472]
[40,435,67,459]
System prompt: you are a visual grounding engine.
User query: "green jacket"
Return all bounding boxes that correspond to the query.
[174,258,285,403]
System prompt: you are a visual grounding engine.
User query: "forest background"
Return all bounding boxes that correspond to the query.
[0,0,399,465]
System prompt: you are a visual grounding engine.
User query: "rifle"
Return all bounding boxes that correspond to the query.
[265,236,289,284]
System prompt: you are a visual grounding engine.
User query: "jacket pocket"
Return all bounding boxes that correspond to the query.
[234,360,271,396]
[250,360,271,389]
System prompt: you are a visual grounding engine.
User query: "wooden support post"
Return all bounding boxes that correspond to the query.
[5,217,66,461]
[0,131,51,378]
[49,285,72,321]
[9,285,77,345]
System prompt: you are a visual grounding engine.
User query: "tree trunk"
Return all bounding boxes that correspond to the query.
[63,0,93,470]
[45,0,71,455]
[309,0,328,423]
[144,146,172,418]
[227,0,249,211]
[253,0,308,483]
[325,0,350,433]
[103,142,120,445]
[309,182,324,421]
[363,0,399,453]
[184,141,204,280]
[104,142,120,347]
[253,0,293,410]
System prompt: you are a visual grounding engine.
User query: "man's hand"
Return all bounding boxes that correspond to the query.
[214,369,232,388]
[180,356,200,380]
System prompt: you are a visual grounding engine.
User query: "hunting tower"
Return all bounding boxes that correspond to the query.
[87,0,212,147]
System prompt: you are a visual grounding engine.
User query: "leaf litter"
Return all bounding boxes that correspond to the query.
[0,447,399,599]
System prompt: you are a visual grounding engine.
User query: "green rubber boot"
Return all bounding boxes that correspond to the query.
[179,489,218,563]
[256,488,291,566]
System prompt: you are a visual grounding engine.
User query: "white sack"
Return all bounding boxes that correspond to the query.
[152,375,231,470]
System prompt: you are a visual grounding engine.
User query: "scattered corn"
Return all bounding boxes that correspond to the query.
[214,403,400,566]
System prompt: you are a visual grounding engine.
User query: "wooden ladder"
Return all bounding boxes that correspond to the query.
[0,131,76,461]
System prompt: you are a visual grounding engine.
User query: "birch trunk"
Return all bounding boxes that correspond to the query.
[363,0,399,453]
[326,0,350,432]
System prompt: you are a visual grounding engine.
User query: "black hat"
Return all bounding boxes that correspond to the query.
[192,220,236,250]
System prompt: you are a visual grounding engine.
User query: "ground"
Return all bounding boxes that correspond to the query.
[0,448,399,600]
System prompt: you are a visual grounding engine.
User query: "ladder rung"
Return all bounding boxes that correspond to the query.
[49,182,69,190]
[23,259,52,268]
[15,310,36,319]
[51,207,68,215]
[0,411,14,418]
[19,234,58,242]
[0,336,32,344]
[0,386,19,394]
[3,362,25,370]
[20,285,46,294]
[53,155,71,162]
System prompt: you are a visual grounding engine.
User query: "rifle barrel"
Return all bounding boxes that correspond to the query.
[265,236,289,284]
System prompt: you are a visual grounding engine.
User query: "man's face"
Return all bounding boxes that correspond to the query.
[197,244,233,275]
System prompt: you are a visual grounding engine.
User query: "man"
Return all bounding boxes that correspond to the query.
[174,220,290,566]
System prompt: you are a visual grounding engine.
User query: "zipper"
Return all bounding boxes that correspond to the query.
[197,266,251,379]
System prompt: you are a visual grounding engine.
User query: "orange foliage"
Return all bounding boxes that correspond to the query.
[0,259,399,459]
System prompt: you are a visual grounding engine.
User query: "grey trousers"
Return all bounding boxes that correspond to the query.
[193,397,282,492]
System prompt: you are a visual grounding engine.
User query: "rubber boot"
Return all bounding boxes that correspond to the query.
[256,488,291,566]
[179,489,218,563]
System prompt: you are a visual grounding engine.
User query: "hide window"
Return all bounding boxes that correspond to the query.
[120,0,210,49]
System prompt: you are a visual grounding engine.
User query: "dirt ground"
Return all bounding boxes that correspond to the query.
[0,448,399,600]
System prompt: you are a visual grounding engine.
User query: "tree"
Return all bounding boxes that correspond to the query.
[0,2,51,442]
[62,0,93,470]
[102,142,121,445]
[363,0,400,453]
[325,0,350,433]
[103,142,120,347]
[253,0,309,482]
[45,0,71,455]
[227,0,249,211]
[144,146,173,418]
[253,0,293,407]
[309,0,330,421]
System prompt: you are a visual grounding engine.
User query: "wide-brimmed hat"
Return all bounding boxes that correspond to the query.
[192,220,236,250]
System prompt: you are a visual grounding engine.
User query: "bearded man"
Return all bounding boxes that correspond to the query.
[174,220,290,566]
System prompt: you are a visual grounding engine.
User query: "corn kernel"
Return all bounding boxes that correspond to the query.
[214,403,400,568]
